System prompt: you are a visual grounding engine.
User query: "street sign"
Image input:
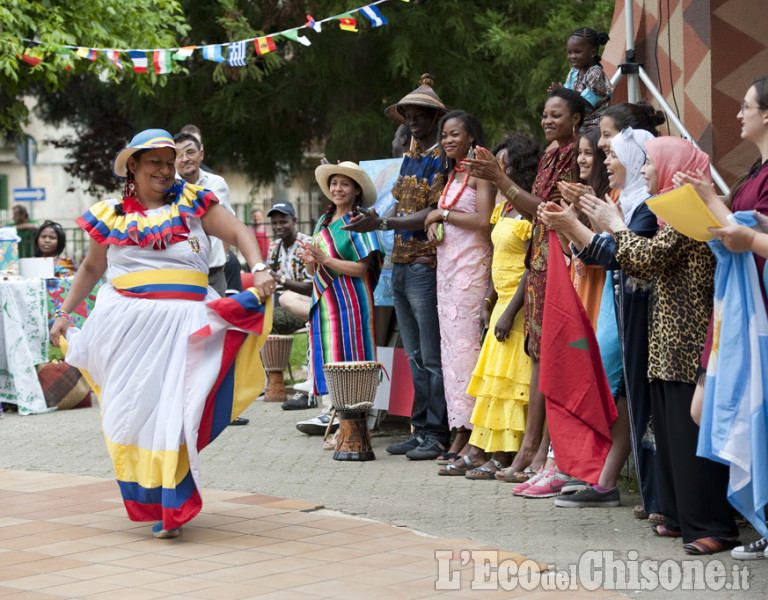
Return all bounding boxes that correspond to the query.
[13,187,45,202]
[16,135,38,166]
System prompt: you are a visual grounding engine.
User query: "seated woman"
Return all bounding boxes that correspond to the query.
[298,162,383,427]
[34,221,76,277]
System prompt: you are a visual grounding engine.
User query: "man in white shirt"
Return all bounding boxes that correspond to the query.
[174,132,251,427]
[173,132,235,298]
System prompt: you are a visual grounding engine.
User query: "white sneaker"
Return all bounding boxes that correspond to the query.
[293,379,313,393]
[296,413,338,436]
[731,537,767,560]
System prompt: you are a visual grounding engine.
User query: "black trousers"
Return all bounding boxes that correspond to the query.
[650,380,738,543]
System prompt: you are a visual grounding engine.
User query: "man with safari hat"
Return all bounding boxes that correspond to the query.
[344,74,450,460]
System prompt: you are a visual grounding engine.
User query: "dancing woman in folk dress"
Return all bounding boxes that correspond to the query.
[50,129,274,539]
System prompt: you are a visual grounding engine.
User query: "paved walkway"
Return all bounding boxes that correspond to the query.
[1,398,765,598]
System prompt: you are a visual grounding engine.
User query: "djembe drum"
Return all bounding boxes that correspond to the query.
[323,361,381,461]
[260,335,294,402]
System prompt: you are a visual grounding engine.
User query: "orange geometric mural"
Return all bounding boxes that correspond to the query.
[601,0,767,186]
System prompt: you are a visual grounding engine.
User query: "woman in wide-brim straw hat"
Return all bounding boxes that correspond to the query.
[298,162,383,399]
[49,128,274,539]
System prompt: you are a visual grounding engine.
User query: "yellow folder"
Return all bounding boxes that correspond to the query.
[645,184,723,242]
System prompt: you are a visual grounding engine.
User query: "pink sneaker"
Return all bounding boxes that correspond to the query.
[521,468,570,498]
[511,466,547,497]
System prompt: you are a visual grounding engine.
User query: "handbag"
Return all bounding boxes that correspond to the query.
[35,361,92,410]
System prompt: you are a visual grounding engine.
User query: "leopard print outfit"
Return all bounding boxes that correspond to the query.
[614,225,715,385]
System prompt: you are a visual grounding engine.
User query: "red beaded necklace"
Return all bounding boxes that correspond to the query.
[439,166,469,209]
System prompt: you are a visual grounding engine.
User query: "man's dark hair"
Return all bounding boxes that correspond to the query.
[173,132,201,150]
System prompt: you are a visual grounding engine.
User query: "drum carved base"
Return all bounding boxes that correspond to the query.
[263,372,287,403]
[333,410,375,461]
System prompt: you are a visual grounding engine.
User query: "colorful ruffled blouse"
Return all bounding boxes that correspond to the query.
[77,181,215,250]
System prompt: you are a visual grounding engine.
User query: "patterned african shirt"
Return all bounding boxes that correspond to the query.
[266,232,313,283]
[390,144,446,266]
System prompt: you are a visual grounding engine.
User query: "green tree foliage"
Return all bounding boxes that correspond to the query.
[32,0,613,192]
[0,0,189,135]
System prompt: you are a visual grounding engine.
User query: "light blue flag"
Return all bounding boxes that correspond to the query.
[698,210,768,538]
[201,45,224,63]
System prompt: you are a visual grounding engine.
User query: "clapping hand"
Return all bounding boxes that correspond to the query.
[557,181,594,207]
[579,194,625,234]
[539,200,579,234]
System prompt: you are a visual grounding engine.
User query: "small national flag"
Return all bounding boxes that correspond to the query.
[361,5,388,28]
[20,49,43,66]
[282,29,311,47]
[76,48,98,61]
[338,14,358,32]
[201,45,225,63]
[153,50,172,74]
[539,230,618,484]
[254,36,276,56]
[128,50,148,73]
[103,50,123,70]
[56,47,73,71]
[227,41,247,66]
[172,46,196,61]
[305,15,322,33]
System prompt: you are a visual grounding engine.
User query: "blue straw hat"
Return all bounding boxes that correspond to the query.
[112,129,184,178]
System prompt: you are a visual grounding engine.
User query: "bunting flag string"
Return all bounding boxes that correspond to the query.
[15,0,406,75]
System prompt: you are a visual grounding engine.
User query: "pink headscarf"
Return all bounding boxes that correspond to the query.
[645,137,712,195]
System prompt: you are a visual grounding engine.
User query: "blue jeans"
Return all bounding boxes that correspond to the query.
[391,262,448,442]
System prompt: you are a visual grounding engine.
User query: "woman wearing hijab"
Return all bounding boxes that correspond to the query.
[578,136,739,554]
[541,127,659,513]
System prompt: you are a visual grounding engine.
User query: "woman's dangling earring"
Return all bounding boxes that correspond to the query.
[125,172,136,200]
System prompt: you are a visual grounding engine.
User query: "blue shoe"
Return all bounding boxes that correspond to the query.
[152,521,181,539]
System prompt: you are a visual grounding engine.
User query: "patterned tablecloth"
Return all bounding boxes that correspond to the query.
[0,279,51,415]
[0,277,101,415]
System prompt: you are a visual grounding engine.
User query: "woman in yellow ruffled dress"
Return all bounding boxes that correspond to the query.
[463,136,541,480]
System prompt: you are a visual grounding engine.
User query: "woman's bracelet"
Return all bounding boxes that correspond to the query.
[505,184,520,202]
[483,297,493,306]
[54,309,74,324]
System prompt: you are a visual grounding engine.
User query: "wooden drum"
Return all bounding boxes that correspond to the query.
[260,335,294,402]
[323,361,381,461]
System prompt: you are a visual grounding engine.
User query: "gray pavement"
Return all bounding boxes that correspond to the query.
[2,398,765,598]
